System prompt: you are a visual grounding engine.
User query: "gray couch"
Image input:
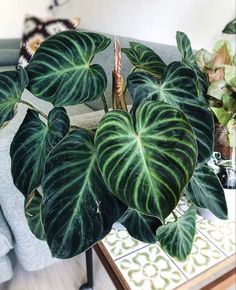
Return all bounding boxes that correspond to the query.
[0,31,180,283]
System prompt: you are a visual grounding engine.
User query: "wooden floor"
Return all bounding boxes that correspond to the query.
[0,250,116,290]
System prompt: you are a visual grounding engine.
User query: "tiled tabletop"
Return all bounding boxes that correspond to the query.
[102,196,236,290]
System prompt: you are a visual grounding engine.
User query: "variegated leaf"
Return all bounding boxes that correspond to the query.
[156,206,196,261]
[0,67,28,128]
[119,209,162,243]
[95,101,197,222]
[42,129,127,258]
[122,42,166,77]
[185,164,228,219]
[127,62,214,163]
[10,107,70,197]
[26,31,111,106]
[25,190,45,241]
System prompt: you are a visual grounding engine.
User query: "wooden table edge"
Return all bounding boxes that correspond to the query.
[94,242,236,290]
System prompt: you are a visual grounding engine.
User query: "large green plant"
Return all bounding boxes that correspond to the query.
[0,30,227,261]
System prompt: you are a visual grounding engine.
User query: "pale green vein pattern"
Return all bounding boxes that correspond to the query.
[26,31,111,106]
[41,129,127,258]
[10,107,70,197]
[127,62,213,163]
[95,101,197,222]
[185,164,228,219]
[156,206,197,261]
[0,67,28,128]
[25,190,45,241]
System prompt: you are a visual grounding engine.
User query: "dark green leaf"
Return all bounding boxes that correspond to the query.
[176,31,195,64]
[127,62,214,163]
[185,164,228,219]
[176,31,208,105]
[122,42,166,77]
[0,67,28,128]
[25,190,45,241]
[223,18,236,34]
[156,206,196,261]
[10,107,70,197]
[95,101,197,222]
[119,208,161,243]
[42,129,127,258]
[26,31,111,106]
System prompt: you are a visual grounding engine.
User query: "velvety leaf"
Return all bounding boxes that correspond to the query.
[223,18,236,34]
[119,209,162,243]
[122,42,166,77]
[0,67,28,128]
[127,62,214,163]
[176,31,195,64]
[225,65,236,87]
[42,129,127,258]
[10,107,70,197]
[26,31,111,106]
[25,190,45,241]
[211,107,232,126]
[156,206,196,261]
[176,31,208,104]
[207,79,228,100]
[95,101,197,222]
[185,164,228,219]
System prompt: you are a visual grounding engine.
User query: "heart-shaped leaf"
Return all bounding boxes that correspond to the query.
[127,62,214,163]
[176,31,195,64]
[156,206,196,261]
[185,164,228,219]
[122,42,166,77]
[223,18,236,34]
[25,190,45,241]
[95,101,197,222]
[0,67,28,128]
[119,209,162,243]
[42,129,127,258]
[26,31,111,106]
[10,107,70,197]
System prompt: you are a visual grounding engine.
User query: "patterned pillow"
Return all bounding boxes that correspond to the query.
[18,15,80,67]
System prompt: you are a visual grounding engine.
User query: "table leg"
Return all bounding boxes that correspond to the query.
[79,248,93,290]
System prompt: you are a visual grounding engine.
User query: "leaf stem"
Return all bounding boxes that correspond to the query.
[20,99,48,120]
[101,93,109,113]
[172,211,178,221]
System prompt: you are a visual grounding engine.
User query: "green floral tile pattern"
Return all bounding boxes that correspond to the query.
[197,219,236,257]
[172,231,226,279]
[102,229,147,260]
[116,244,187,290]
[176,195,204,222]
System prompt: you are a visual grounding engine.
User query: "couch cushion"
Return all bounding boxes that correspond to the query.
[0,39,20,49]
[0,49,19,66]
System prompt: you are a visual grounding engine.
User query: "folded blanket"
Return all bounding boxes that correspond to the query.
[0,207,13,257]
[0,255,13,284]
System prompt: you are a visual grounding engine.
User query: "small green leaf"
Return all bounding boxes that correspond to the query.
[25,190,45,241]
[207,79,228,100]
[27,31,111,106]
[119,209,162,243]
[225,65,236,87]
[222,94,236,112]
[95,101,197,222]
[176,31,195,64]
[211,107,232,126]
[10,107,70,197]
[223,18,236,34]
[42,129,127,258]
[122,42,166,77]
[0,67,28,128]
[156,206,196,261]
[185,164,228,219]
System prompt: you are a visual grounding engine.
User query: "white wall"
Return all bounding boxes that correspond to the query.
[0,0,235,50]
